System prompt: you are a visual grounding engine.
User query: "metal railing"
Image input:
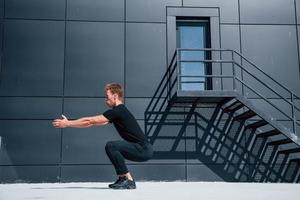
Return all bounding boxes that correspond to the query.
[145,48,300,136]
[144,51,178,136]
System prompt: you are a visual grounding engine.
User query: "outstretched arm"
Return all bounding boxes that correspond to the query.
[52,114,109,128]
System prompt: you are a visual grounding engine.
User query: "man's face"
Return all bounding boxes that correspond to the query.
[105,89,117,108]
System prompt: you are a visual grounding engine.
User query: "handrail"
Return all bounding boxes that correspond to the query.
[233,61,300,114]
[177,48,299,135]
[177,48,300,105]
[233,62,295,106]
[181,58,298,110]
[235,77,293,121]
[145,51,177,114]
[179,58,300,113]
[232,50,300,100]
[145,60,177,121]
[178,48,300,100]
[146,77,177,135]
[145,51,178,135]
[145,48,300,137]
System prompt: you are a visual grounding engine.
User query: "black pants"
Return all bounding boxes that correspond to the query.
[105,140,153,175]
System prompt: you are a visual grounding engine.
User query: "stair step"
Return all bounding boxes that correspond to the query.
[279,147,300,154]
[223,100,239,109]
[246,120,268,129]
[228,104,245,113]
[223,101,243,113]
[220,97,235,106]
[234,110,256,120]
[267,138,293,146]
[257,129,281,137]
[289,159,300,164]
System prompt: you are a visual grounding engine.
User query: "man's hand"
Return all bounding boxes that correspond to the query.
[52,115,69,128]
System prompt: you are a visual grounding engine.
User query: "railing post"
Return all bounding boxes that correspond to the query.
[220,50,223,91]
[232,50,236,91]
[168,55,171,101]
[177,48,180,92]
[291,92,296,134]
[144,112,147,136]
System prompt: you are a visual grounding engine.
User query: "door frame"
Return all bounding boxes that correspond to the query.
[167,7,221,91]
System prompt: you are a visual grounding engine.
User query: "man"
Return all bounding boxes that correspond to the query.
[52,83,153,189]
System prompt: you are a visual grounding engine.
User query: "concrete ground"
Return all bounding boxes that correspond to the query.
[0,182,299,200]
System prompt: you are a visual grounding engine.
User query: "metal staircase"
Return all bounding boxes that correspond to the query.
[145,48,300,182]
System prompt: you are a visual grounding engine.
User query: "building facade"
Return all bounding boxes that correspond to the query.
[0,0,300,183]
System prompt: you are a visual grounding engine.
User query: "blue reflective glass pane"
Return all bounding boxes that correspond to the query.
[180,26,204,60]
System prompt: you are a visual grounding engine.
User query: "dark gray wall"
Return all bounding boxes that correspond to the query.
[0,0,300,183]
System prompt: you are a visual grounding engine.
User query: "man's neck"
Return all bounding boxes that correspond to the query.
[115,100,123,107]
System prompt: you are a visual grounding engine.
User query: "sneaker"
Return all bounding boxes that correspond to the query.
[111,176,136,190]
[108,176,125,188]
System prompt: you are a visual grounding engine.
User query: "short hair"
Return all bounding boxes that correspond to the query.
[104,83,124,100]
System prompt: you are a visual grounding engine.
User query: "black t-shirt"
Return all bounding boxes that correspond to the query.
[103,104,148,144]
